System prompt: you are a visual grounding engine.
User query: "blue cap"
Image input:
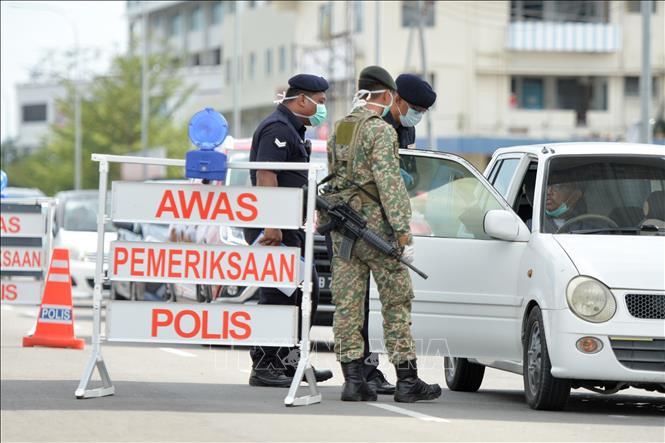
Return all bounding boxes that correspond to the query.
[288,74,329,93]
[396,74,437,109]
[188,108,228,150]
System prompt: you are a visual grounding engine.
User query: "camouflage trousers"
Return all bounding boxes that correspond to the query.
[330,232,416,365]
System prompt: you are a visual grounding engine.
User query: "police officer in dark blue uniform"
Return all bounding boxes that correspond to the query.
[361,73,437,395]
[245,74,333,387]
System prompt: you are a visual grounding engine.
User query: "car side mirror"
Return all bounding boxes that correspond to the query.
[484,210,529,242]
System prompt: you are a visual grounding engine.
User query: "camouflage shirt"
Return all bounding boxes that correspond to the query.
[327,106,412,242]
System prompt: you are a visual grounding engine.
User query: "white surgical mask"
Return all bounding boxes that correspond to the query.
[398,105,424,127]
[274,92,327,127]
[352,89,393,117]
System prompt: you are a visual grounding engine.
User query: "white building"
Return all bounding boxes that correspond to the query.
[16,1,665,159]
[13,82,67,153]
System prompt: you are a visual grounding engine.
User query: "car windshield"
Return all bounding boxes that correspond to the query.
[541,156,665,235]
[225,150,329,186]
[62,195,115,232]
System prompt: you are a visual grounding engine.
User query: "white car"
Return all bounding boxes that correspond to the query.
[368,143,664,410]
[54,190,116,299]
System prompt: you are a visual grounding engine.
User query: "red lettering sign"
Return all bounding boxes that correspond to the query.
[149,308,253,340]
[154,190,259,222]
[1,283,18,301]
[0,216,21,234]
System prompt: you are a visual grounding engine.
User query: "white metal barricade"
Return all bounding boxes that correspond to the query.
[75,154,323,407]
[1,198,55,305]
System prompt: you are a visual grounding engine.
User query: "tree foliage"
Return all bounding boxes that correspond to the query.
[4,43,194,195]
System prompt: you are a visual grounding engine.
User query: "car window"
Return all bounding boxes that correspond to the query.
[491,158,520,198]
[401,154,503,239]
[60,194,115,232]
[541,156,665,234]
[225,150,329,186]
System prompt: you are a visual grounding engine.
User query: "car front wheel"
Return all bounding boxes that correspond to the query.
[444,357,485,392]
[523,306,571,410]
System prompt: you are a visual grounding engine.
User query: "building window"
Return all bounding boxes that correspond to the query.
[319,3,332,39]
[626,1,657,13]
[188,52,201,67]
[402,1,435,27]
[510,1,609,23]
[511,77,544,109]
[190,6,202,31]
[22,104,47,123]
[152,15,161,34]
[211,47,222,66]
[624,76,659,97]
[265,48,273,75]
[169,13,181,36]
[279,46,286,72]
[212,1,223,24]
[248,52,256,79]
[353,1,363,33]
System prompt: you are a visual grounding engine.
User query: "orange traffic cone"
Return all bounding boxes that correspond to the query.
[23,248,85,349]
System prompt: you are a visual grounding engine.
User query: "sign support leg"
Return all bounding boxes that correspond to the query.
[284,169,322,407]
[75,159,114,399]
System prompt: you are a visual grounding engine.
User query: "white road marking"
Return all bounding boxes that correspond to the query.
[159,347,197,358]
[366,402,450,423]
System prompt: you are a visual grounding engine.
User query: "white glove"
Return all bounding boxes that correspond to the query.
[401,244,415,264]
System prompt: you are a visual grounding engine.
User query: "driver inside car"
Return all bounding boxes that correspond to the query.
[543,180,588,233]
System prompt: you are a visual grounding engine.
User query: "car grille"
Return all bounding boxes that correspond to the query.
[610,338,665,372]
[625,294,665,320]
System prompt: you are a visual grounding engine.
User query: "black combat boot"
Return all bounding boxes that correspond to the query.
[340,359,378,401]
[249,366,293,387]
[366,368,396,395]
[394,359,442,403]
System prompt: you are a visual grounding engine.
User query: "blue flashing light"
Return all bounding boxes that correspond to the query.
[0,170,7,198]
[185,108,229,181]
[188,108,228,150]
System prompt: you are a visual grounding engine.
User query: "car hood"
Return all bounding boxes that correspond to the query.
[54,230,117,254]
[554,235,665,291]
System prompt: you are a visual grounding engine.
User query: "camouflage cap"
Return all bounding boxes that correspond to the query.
[358,66,397,91]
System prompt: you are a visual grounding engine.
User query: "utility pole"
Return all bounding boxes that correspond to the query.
[375,1,381,65]
[640,0,653,144]
[417,0,434,149]
[233,2,242,137]
[140,2,150,178]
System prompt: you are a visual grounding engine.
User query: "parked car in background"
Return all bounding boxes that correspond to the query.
[367,143,664,411]
[53,190,116,299]
[2,187,46,199]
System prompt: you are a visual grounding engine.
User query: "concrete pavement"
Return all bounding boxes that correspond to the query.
[2,303,663,442]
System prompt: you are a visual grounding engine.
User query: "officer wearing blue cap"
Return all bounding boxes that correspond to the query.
[354,73,438,397]
[245,73,332,387]
[384,73,437,149]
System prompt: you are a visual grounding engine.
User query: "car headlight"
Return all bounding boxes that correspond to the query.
[219,226,247,245]
[566,276,616,323]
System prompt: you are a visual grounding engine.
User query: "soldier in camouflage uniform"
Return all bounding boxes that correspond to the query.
[324,66,442,403]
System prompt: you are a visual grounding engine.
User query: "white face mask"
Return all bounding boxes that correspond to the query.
[398,104,424,127]
[352,89,393,117]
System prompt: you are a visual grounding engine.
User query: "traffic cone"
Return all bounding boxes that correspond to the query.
[23,248,85,349]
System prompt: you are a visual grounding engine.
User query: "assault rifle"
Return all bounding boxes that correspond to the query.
[311,190,428,280]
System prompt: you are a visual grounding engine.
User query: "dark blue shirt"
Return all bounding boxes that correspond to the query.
[383,112,416,149]
[249,104,310,188]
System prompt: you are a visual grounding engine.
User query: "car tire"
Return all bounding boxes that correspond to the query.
[523,306,571,410]
[196,285,212,303]
[444,357,485,392]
